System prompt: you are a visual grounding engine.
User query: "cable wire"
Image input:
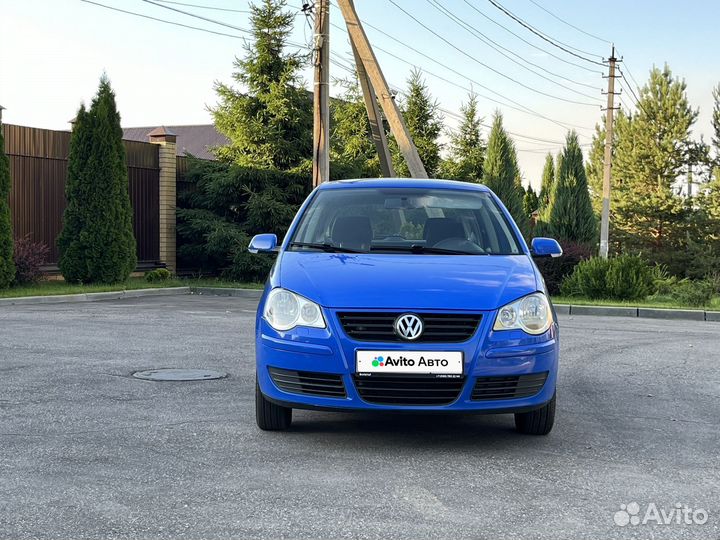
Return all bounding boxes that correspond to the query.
[526,0,611,45]
[485,0,605,66]
[151,0,251,14]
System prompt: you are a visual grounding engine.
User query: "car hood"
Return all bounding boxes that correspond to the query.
[277,252,538,310]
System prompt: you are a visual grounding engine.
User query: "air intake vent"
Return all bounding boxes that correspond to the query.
[471,372,548,401]
[337,312,481,342]
[269,367,346,398]
[352,374,466,405]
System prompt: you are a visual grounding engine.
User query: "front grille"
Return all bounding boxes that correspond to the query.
[269,367,346,398]
[352,374,466,405]
[471,372,548,401]
[337,312,482,342]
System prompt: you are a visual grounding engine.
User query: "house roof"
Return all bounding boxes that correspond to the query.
[122,124,228,160]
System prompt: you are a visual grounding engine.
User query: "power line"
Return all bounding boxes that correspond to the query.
[140,0,254,34]
[151,0,251,14]
[460,0,601,74]
[80,0,248,39]
[426,0,603,100]
[486,0,605,66]
[525,0,611,45]
[387,0,600,107]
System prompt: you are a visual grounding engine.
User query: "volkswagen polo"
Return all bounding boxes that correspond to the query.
[249,178,562,434]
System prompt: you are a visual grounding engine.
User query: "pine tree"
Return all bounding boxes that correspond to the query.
[543,131,596,244]
[212,0,311,170]
[712,83,720,163]
[330,78,380,178]
[538,153,554,209]
[611,65,698,272]
[58,76,137,283]
[585,120,608,216]
[482,112,528,235]
[440,92,484,181]
[0,127,14,289]
[392,69,443,177]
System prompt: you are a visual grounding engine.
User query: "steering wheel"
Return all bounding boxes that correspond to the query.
[432,237,485,254]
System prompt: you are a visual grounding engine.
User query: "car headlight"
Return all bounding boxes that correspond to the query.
[493,293,553,335]
[263,288,326,331]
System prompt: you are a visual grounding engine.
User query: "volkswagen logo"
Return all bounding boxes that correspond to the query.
[394,313,424,340]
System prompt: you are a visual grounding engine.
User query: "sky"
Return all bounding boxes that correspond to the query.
[1,0,719,188]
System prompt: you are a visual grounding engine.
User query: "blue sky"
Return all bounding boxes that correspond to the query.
[1,0,718,186]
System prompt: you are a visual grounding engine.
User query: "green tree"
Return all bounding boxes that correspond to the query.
[440,92,484,181]
[611,65,698,272]
[523,185,539,218]
[538,153,554,210]
[482,112,528,235]
[58,77,137,283]
[330,78,380,178]
[0,127,14,289]
[585,120,610,216]
[712,83,720,163]
[212,0,311,170]
[392,69,443,177]
[542,131,596,244]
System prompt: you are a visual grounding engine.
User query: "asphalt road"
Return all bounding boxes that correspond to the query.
[1,295,718,540]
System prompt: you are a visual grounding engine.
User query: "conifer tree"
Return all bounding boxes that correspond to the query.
[58,76,137,283]
[392,69,443,177]
[0,127,14,289]
[543,131,596,244]
[523,185,539,218]
[212,0,311,170]
[482,112,528,235]
[440,92,484,181]
[538,153,554,209]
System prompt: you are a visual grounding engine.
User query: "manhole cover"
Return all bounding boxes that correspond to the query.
[132,368,228,381]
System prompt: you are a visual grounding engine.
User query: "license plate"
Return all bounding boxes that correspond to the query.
[356,350,463,376]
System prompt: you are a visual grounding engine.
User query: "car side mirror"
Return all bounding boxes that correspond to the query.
[531,237,563,258]
[248,233,278,254]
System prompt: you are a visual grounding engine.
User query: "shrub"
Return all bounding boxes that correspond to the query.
[145,268,172,283]
[0,128,14,289]
[13,235,49,285]
[560,255,653,301]
[604,254,654,300]
[663,279,714,307]
[535,241,593,295]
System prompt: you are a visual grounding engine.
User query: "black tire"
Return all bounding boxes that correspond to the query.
[514,393,555,435]
[256,380,292,431]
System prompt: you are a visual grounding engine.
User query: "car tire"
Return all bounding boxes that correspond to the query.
[514,393,555,435]
[256,380,292,431]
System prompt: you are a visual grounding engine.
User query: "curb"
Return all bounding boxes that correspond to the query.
[556,303,719,323]
[189,287,263,299]
[0,287,190,306]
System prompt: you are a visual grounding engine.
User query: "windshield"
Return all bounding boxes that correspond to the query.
[289,187,522,255]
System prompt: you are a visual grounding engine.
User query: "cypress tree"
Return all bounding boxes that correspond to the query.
[523,185,539,218]
[440,92,484,181]
[0,127,14,289]
[58,76,137,283]
[538,153,554,209]
[544,131,596,244]
[482,112,528,235]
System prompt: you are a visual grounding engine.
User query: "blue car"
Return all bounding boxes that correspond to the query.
[249,178,562,435]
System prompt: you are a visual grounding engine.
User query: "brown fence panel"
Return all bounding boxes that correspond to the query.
[5,124,161,267]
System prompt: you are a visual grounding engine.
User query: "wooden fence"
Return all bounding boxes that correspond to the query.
[4,124,160,267]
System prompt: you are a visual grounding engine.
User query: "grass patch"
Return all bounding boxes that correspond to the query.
[0,277,263,299]
[552,295,720,311]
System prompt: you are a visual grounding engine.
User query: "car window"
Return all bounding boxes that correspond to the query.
[289,187,522,255]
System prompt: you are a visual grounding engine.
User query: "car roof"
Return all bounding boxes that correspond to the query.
[317,178,491,192]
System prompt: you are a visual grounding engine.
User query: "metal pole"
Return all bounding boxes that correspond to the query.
[599,46,616,259]
[312,0,330,188]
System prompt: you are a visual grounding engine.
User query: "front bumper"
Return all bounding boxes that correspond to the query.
[256,312,558,413]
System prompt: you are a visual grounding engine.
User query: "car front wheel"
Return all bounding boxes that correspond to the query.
[256,379,292,431]
[514,393,555,435]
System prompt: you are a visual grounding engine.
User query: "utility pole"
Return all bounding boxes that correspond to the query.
[350,40,395,177]
[338,0,428,178]
[599,45,617,259]
[312,0,330,188]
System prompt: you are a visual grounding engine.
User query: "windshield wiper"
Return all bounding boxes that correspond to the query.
[370,245,477,255]
[289,242,364,254]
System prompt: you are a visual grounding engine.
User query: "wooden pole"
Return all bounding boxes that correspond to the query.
[312,0,330,187]
[599,45,616,259]
[337,0,428,178]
